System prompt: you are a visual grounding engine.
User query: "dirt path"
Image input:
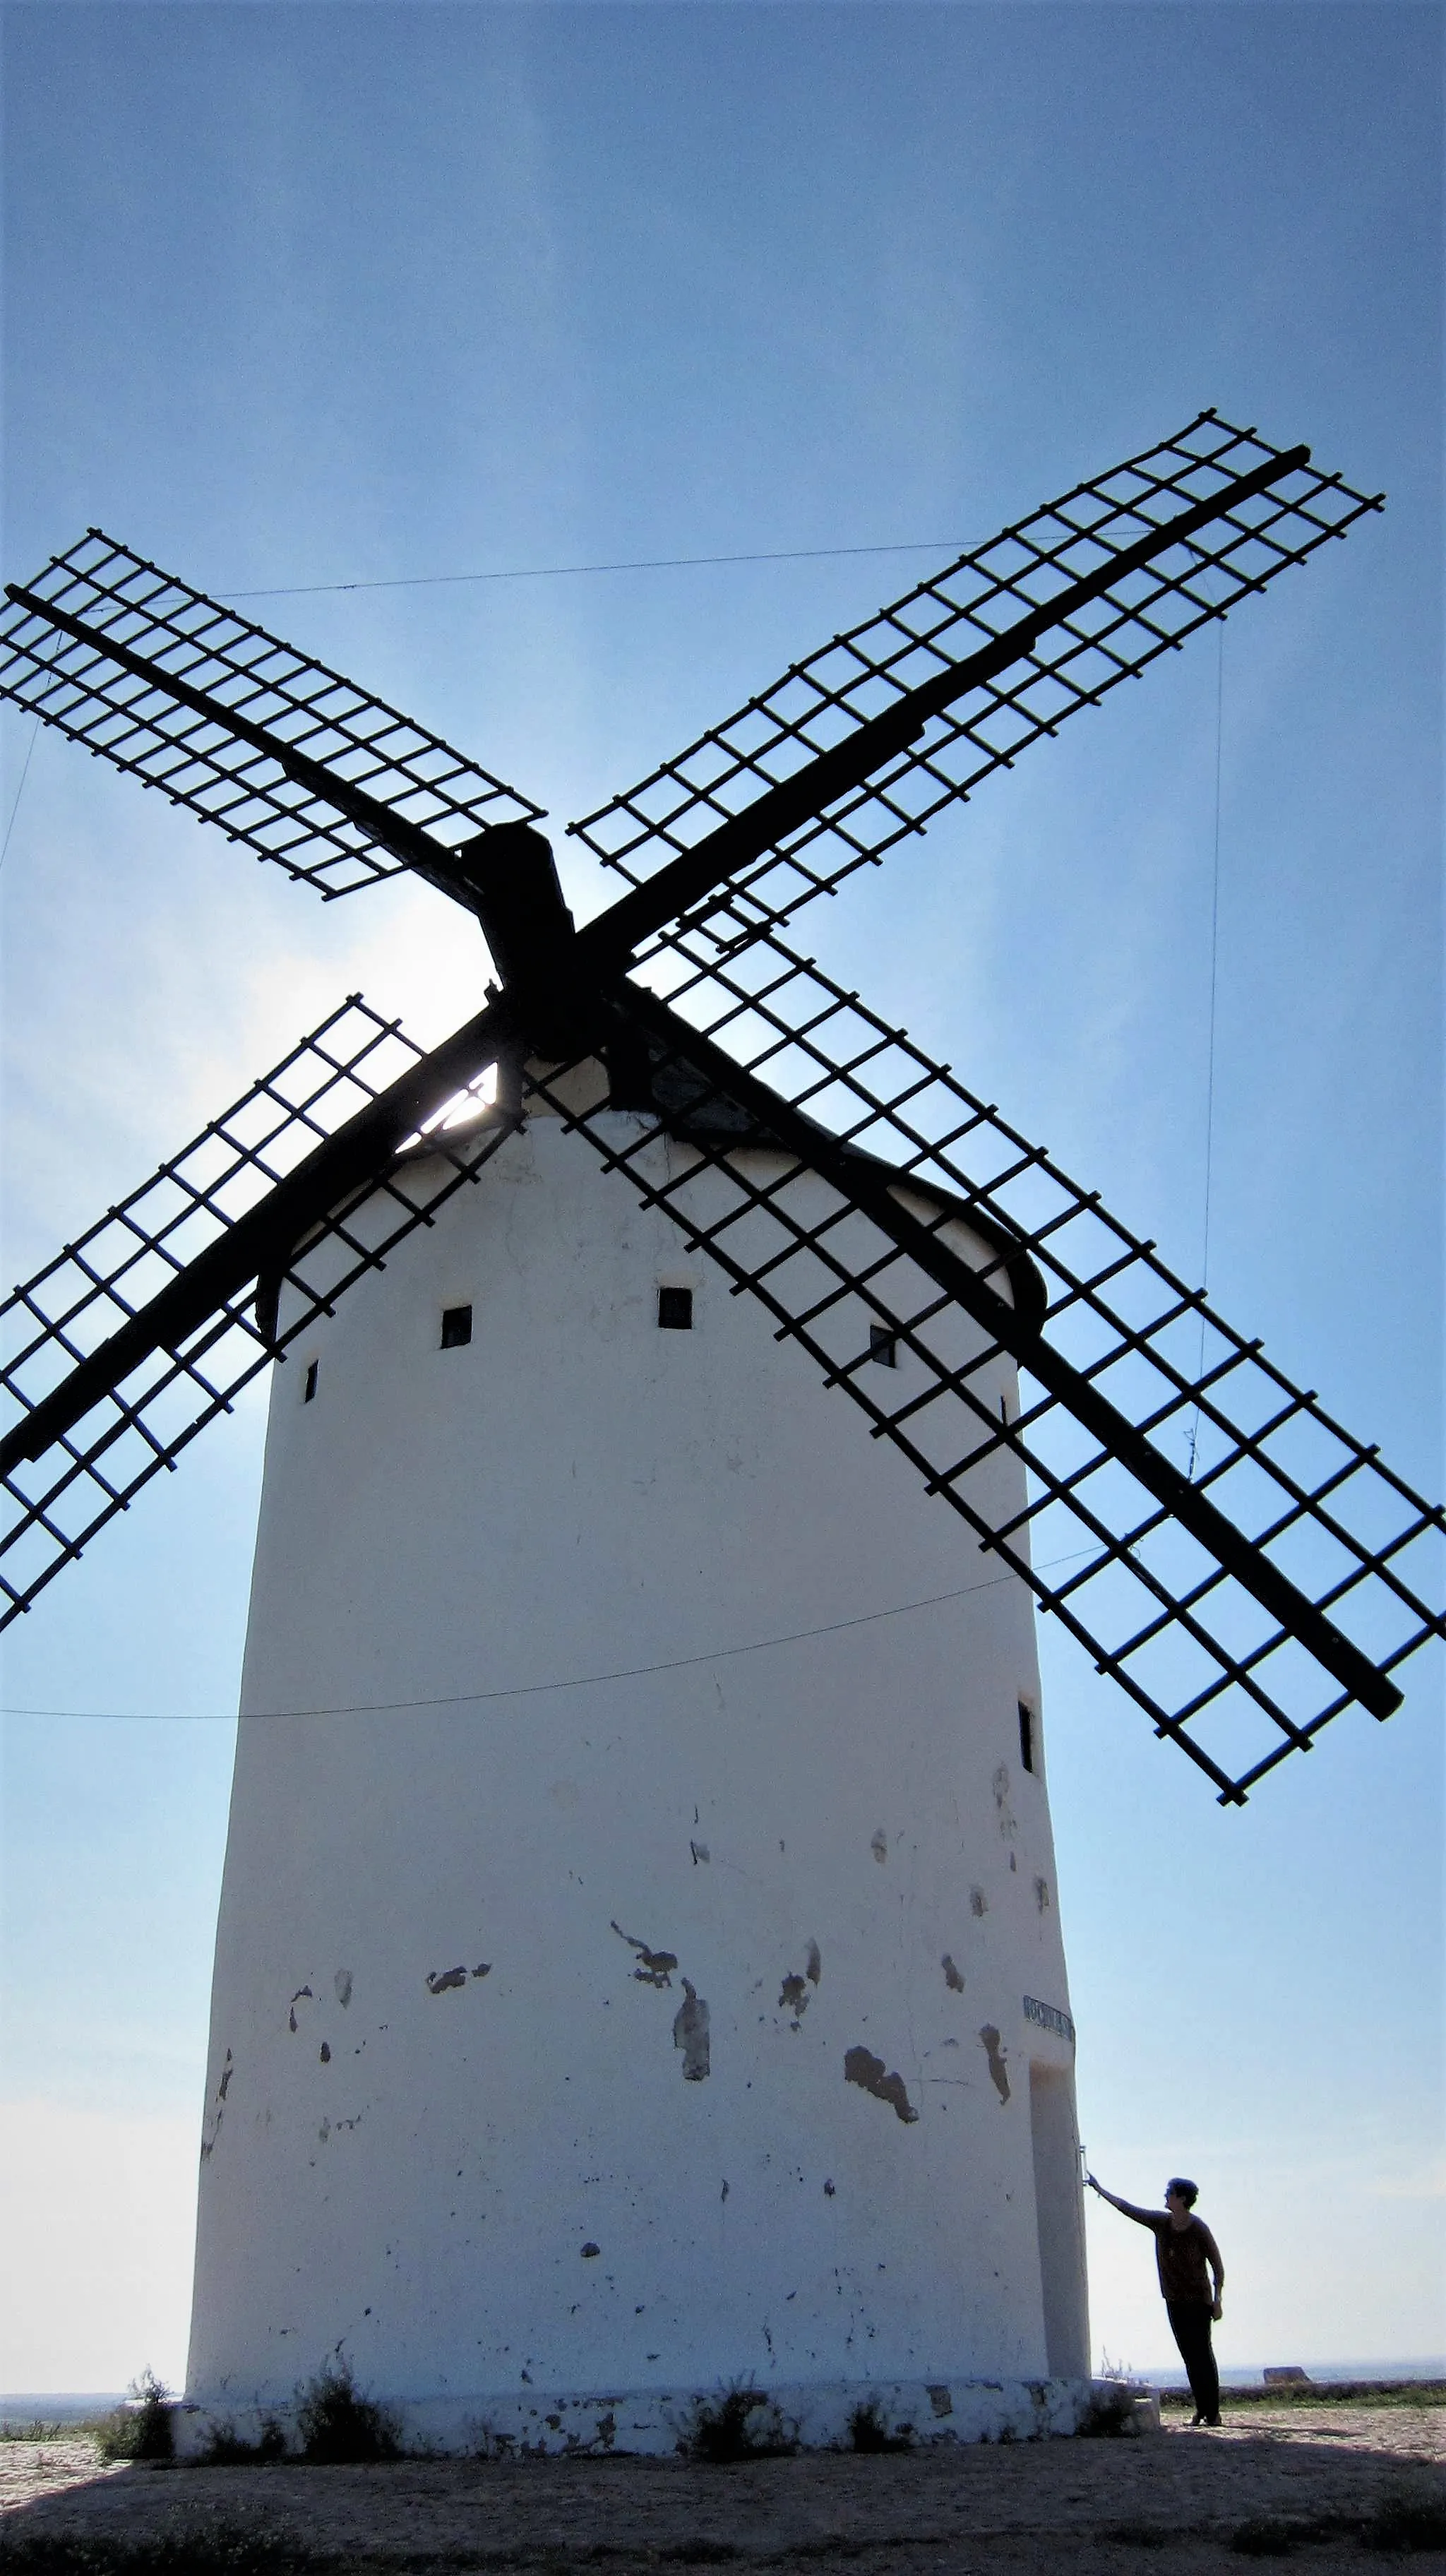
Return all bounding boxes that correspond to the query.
[1,2402,1442,2571]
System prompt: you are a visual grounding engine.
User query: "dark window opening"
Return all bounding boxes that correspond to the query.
[441,1304,473,1349]
[658,1285,693,1331]
[1018,1699,1036,1775]
[303,1360,318,1405]
[868,1325,897,1367]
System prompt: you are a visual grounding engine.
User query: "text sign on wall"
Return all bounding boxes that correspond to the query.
[1023,1994,1075,2045]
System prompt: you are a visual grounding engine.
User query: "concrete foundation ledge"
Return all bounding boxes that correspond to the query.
[176,2375,1152,2458]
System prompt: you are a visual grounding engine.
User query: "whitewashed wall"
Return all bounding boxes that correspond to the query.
[187,1093,1088,2433]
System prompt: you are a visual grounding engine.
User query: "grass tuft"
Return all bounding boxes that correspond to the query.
[197,2419,289,2467]
[846,2403,913,2455]
[292,2361,399,2466]
[1075,2384,1139,2439]
[96,2372,174,2465]
[679,2384,798,2464]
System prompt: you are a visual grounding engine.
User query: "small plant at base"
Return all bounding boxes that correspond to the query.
[1076,2383,1140,2438]
[294,2360,400,2464]
[467,2421,517,2461]
[198,2416,288,2465]
[847,2402,912,2455]
[97,2370,174,2463]
[681,2385,798,2464]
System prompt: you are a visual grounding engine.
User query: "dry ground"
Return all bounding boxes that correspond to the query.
[1,2396,1442,2573]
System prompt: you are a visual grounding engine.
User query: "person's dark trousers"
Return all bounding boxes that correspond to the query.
[1166,2300,1220,2421]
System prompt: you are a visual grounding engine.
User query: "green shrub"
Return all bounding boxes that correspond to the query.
[197,2418,288,2466]
[847,2402,912,2454]
[293,2361,399,2464]
[1076,2384,1137,2438]
[679,2385,798,2464]
[96,2372,174,2464]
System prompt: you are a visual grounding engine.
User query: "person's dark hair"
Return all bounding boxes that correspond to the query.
[1166,2176,1198,2206]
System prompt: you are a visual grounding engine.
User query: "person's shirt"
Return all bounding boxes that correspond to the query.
[1113,2202,1221,2305]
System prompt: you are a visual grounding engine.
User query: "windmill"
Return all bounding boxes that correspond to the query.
[1,413,1440,2452]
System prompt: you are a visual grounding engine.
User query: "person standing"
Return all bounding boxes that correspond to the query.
[1087,2174,1224,2425]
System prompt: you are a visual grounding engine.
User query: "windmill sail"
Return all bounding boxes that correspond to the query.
[0,530,542,898]
[526,975,1442,1803]
[572,412,1380,966]
[0,998,515,1626]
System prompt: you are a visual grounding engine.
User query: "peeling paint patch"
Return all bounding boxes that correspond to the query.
[870,1829,888,1864]
[844,2045,919,2125]
[1034,1876,1051,1913]
[928,2385,954,2418]
[979,2025,1011,2104]
[673,1980,710,2080]
[779,1973,808,2017]
[993,1764,1017,1841]
[690,1839,710,1866]
[319,2043,331,2064]
[199,2049,233,2161]
[969,1886,987,1918]
[333,1970,352,2009]
[288,1986,313,2033]
[580,2242,600,2258]
[426,1967,468,1995]
[806,1940,822,1985]
[823,2178,836,2196]
[941,1954,965,1993]
[611,1921,678,1987]
[472,1962,491,1979]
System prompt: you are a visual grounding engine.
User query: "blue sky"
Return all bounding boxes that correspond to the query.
[1,1,1441,2390]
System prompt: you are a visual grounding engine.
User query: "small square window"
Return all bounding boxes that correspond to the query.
[440,1304,473,1349]
[657,1286,693,1330]
[303,1360,318,1404]
[868,1325,897,1367]
[1018,1699,1036,1775]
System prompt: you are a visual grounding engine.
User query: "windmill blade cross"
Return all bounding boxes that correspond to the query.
[4,415,1437,1799]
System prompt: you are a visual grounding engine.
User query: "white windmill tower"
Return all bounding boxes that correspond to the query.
[2,415,1440,2453]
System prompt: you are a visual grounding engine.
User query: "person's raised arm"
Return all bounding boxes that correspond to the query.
[1084,2175,1160,2227]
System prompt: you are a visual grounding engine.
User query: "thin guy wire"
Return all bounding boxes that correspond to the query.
[0,716,40,872]
[0,1548,1097,1720]
[217,537,976,602]
[1188,624,1224,1480]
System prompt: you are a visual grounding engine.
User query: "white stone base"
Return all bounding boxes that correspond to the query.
[176,2375,1151,2458]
